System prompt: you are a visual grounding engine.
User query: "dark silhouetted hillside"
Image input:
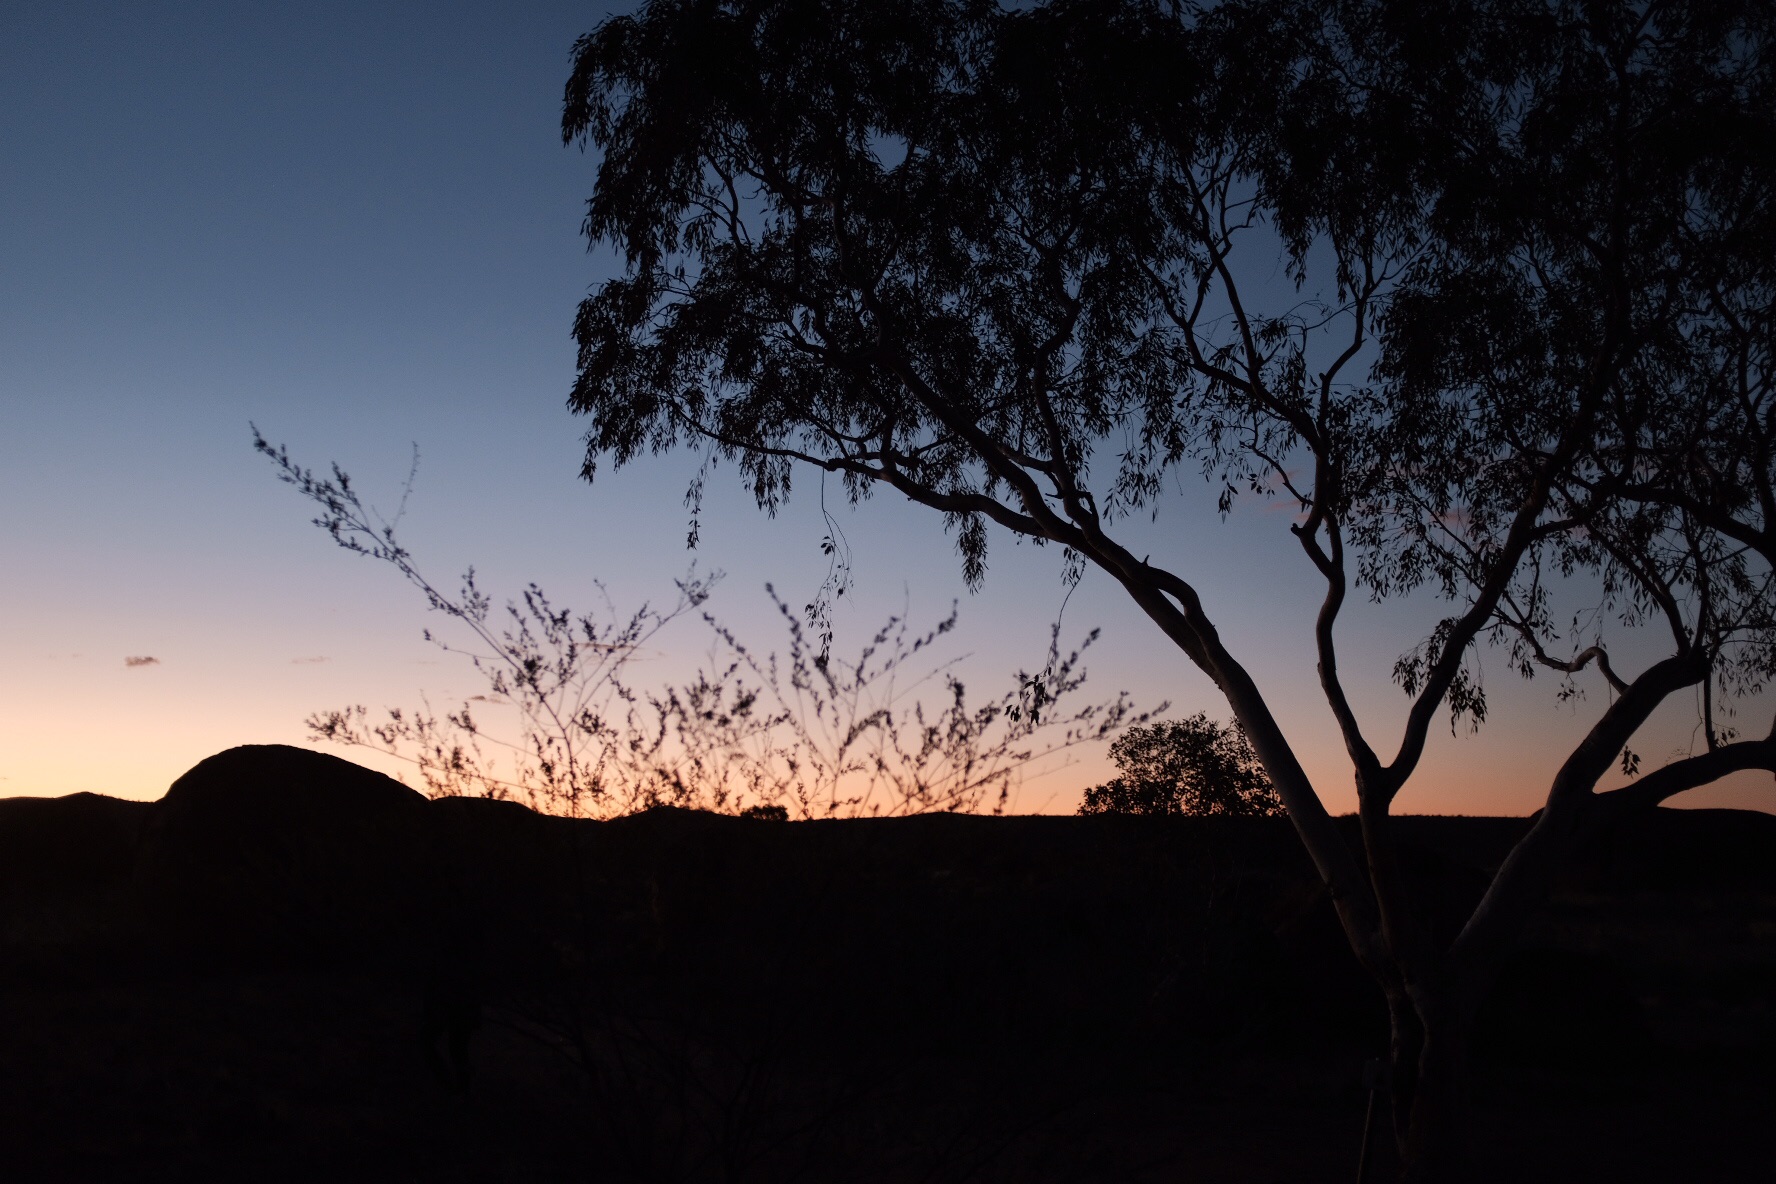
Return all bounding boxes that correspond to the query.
[2,745,1772,1181]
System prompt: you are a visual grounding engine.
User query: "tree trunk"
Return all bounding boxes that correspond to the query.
[1388,991,1472,1183]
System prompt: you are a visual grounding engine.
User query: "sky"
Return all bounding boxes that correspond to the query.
[2,1,1768,817]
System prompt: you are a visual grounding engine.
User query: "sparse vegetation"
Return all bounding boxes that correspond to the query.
[255,431,1149,819]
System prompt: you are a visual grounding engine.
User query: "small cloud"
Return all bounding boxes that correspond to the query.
[124,656,160,668]
[291,656,330,665]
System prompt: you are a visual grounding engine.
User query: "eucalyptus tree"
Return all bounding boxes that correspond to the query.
[559,0,1775,1174]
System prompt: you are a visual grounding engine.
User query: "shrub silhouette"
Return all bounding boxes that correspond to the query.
[1080,714,1283,818]
[255,432,1147,821]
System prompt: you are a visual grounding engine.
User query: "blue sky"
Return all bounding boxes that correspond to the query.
[2,1,1766,815]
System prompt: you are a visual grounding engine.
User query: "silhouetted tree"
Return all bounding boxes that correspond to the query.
[1080,714,1283,817]
[558,0,1776,1175]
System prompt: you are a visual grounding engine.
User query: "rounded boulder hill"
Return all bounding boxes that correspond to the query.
[135,745,440,966]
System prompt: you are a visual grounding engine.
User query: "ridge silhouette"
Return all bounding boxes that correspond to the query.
[1,746,1772,1180]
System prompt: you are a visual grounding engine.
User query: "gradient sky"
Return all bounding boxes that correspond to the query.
[3,1,1768,816]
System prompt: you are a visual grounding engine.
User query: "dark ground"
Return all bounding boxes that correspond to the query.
[2,745,1772,1182]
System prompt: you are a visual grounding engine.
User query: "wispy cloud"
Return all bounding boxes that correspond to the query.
[124,656,160,668]
[291,656,330,664]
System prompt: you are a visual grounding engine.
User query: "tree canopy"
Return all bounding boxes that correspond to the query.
[560,0,1775,1173]
[1080,713,1284,817]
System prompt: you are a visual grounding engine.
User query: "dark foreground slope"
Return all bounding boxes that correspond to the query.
[1,746,1772,1182]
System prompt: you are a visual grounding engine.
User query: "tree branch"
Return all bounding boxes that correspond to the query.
[1598,728,1776,815]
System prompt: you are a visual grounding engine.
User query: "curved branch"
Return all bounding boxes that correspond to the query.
[1599,730,1776,815]
[1531,642,1630,695]
[1297,512,1384,782]
[1447,648,1711,998]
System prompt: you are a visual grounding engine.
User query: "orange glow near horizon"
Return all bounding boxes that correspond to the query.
[6,662,1765,819]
